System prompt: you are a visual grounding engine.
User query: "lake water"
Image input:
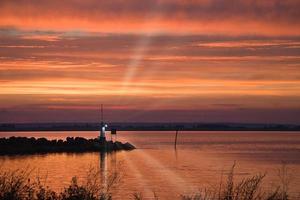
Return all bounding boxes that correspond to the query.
[0,131,300,199]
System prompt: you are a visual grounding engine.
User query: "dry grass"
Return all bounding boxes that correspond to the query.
[181,163,290,200]
[0,167,120,200]
[0,164,294,200]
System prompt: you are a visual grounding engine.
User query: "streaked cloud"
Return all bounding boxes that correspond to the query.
[0,0,300,35]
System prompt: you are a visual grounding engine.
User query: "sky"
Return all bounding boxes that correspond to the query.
[0,0,300,123]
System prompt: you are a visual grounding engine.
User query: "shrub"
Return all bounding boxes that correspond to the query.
[0,167,119,200]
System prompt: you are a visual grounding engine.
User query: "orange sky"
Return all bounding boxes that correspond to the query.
[0,0,300,123]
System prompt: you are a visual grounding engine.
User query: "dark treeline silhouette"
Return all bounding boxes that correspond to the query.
[0,137,135,155]
[1,122,300,132]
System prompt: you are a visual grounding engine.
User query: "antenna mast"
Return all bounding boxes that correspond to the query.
[101,104,103,123]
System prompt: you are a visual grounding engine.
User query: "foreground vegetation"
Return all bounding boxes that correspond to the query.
[179,164,291,200]
[0,137,135,155]
[0,167,119,200]
[0,164,296,200]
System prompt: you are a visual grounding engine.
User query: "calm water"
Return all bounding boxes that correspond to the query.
[0,131,300,199]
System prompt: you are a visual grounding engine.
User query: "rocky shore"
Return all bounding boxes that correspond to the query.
[0,136,135,155]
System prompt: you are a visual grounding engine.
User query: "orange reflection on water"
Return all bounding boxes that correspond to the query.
[0,131,300,199]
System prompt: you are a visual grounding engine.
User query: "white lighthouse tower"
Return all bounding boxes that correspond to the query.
[99,104,107,142]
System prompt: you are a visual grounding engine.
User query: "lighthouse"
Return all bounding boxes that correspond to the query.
[99,104,107,142]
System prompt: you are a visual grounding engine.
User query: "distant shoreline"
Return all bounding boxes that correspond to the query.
[0,136,135,155]
[0,122,300,132]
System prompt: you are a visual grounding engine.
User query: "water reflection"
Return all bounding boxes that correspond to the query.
[0,131,300,199]
[174,148,178,163]
[99,151,107,187]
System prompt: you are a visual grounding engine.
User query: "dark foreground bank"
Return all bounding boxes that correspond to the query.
[0,164,293,200]
[0,137,135,155]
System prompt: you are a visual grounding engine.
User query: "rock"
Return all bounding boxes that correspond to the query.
[114,141,124,150]
[122,142,136,150]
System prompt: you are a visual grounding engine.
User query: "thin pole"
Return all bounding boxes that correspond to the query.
[101,104,103,123]
[174,129,179,149]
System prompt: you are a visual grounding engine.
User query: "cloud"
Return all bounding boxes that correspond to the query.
[1,31,300,104]
[0,0,300,35]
